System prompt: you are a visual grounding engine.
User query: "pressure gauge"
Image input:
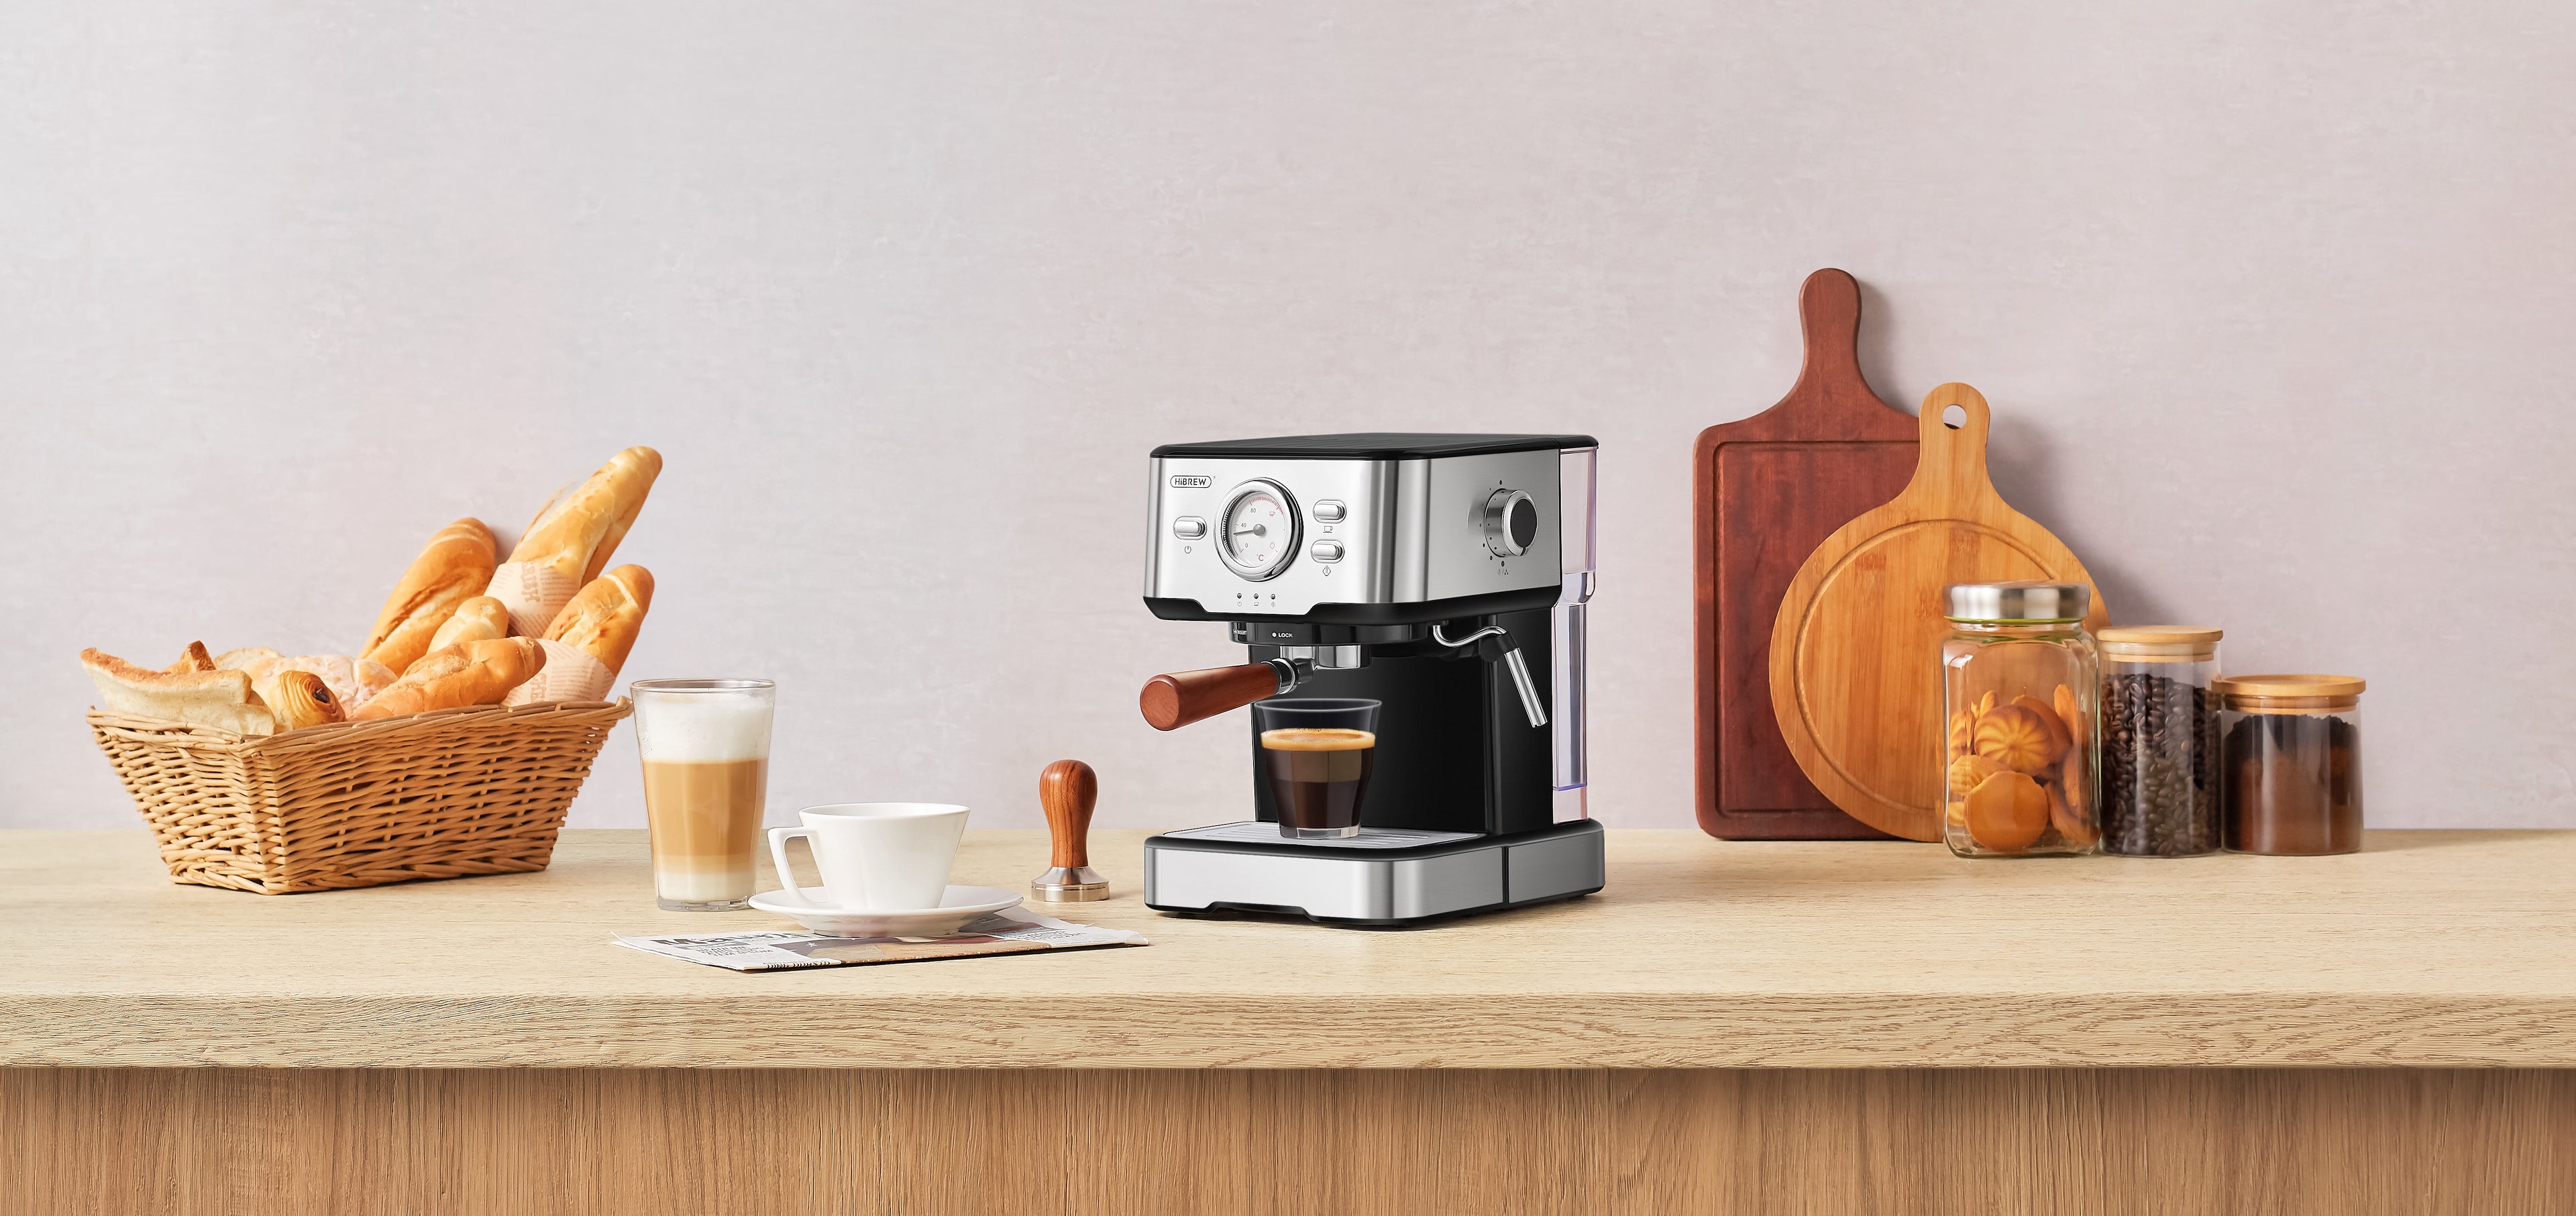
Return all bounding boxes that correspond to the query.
[1217,480,1299,580]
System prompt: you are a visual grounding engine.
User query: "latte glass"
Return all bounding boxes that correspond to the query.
[632,678,774,911]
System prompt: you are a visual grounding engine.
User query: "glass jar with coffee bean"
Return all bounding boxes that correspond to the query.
[2218,675,2365,855]
[1939,582,2100,858]
[2096,627,2222,857]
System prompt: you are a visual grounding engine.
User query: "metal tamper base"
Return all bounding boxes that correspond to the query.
[1032,864,1110,903]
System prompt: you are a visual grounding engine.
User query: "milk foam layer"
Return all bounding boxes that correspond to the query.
[635,693,773,762]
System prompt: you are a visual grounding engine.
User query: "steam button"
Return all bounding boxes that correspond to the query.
[1313,500,1346,523]
[1173,517,1207,540]
[1310,540,1344,563]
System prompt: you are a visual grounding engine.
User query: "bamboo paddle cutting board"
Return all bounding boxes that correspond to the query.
[1693,269,1919,840]
[1768,382,2109,842]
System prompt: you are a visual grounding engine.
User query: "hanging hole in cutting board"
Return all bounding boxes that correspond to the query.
[1941,405,1968,429]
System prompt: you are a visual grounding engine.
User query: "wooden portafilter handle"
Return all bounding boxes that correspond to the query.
[1032,759,1108,902]
[1138,662,1285,731]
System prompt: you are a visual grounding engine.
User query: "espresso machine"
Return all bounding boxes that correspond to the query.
[1136,433,1604,926]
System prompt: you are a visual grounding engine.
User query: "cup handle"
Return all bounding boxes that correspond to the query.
[769,827,816,904]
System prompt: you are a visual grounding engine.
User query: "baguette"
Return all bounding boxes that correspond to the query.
[427,595,510,656]
[584,478,653,584]
[360,519,498,675]
[350,638,547,721]
[82,648,277,736]
[542,565,653,677]
[510,448,661,582]
[254,669,346,731]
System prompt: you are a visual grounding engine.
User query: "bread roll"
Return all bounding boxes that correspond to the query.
[167,641,217,673]
[361,519,498,675]
[254,669,346,731]
[510,448,661,582]
[427,595,510,656]
[350,638,547,721]
[214,646,280,670]
[542,564,653,677]
[82,648,277,736]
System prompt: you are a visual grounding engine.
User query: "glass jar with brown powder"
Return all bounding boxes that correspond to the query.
[2216,674,2365,855]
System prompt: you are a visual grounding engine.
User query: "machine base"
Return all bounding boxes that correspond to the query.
[1142,818,1605,927]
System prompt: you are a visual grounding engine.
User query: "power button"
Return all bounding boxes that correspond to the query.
[1310,540,1344,563]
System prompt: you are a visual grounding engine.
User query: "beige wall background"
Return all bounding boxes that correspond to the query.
[5,2,2571,833]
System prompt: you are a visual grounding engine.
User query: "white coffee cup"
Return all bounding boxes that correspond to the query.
[767,803,970,911]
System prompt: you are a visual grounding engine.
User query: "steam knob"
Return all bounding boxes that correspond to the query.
[1483,489,1540,557]
[1032,759,1109,902]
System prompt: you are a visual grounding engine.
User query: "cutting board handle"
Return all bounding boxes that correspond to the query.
[1793,268,1868,398]
[1902,382,1996,515]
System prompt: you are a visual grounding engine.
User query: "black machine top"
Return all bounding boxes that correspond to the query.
[1150,432,1598,460]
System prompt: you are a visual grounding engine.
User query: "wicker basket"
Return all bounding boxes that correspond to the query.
[88,699,633,895]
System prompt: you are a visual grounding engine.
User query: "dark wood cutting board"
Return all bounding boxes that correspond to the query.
[1693,269,1919,840]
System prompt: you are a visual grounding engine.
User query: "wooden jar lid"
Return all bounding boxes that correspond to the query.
[2214,673,2365,712]
[2099,625,2222,662]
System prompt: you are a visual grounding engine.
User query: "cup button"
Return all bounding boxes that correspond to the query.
[1313,500,1346,522]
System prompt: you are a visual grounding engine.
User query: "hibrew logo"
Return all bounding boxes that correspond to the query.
[1169,474,1212,488]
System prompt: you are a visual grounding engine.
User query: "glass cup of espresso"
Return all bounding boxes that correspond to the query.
[1252,698,1381,839]
[631,678,775,911]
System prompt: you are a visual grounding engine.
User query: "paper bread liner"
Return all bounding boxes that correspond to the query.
[218,652,393,711]
[501,639,615,707]
[487,561,582,638]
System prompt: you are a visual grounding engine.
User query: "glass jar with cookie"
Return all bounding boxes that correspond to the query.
[1939,582,2100,858]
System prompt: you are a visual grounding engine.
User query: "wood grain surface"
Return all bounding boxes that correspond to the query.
[7,1066,2569,1215]
[1693,268,1917,840]
[1769,382,2111,841]
[6,829,2576,1068]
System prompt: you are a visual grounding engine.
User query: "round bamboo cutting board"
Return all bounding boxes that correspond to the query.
[1767,383,2109,842]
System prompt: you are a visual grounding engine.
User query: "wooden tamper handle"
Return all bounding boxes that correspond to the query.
[1139,662,1284,731]
[1032,759,1108,902]
[1042,760,1097,868]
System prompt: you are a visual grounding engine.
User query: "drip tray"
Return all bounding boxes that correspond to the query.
[1142,819,1604,927]
[1156,822,1483,850]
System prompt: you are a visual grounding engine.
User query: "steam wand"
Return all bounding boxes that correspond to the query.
[1432,623,1550,728]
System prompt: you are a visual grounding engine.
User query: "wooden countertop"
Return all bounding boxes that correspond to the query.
[4,828,2571,1070]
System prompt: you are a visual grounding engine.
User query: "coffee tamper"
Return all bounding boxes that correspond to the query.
[1032,759,1109,902]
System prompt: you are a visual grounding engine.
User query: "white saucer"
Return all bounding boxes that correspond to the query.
[747,885,1023,938]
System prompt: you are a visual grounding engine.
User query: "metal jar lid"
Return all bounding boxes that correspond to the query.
[2098,625,2222,662]
[1942,581,2090,623]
